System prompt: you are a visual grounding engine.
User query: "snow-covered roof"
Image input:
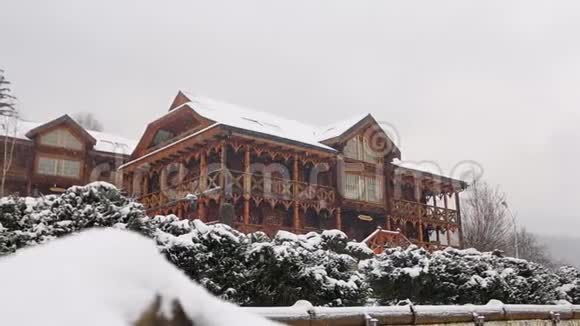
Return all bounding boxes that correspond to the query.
[179,94,337,151]
[315,113,370,141]
[392,158,468,186]
[0,229,278,326]
[9,118,137,155]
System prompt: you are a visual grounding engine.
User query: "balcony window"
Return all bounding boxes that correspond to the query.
[37,157,81,179]
[343,173,383,202]
[39,129,83,150]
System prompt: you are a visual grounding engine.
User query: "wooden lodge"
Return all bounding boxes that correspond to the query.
[121,92,468,249]
[0,115,136,196]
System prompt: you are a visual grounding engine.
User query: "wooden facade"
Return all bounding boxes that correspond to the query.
[122,92,468,249]
[0,115,134,196]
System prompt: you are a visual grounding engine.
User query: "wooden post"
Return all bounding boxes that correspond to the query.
[455,192,464,248]
[197,153,207,220]
[200,151,207,192]
[243,145,251,225]
[444,193,452,245]
[418,222,424,243]
[292,155,300,231]
[219,141,227,202]
[384,162,394,230]
[198,200,206,222]
[178,161,186,184]
[142,172,149,196]
[335,207,342,231]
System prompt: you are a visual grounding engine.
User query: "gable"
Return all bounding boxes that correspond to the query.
[38,127,84,151]
[131,105,213,158]
[25,115,97,150]
[321,115,400,160]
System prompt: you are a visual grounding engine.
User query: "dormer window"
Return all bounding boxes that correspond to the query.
[40,129,83,150]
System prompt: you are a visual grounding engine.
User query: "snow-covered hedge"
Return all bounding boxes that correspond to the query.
[362,246,565,305]
[1,183,579,306]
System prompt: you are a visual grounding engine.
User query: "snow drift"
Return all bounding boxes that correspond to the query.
[0,228,278,326]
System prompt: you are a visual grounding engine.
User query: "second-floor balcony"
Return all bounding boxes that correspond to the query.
[137,168,337,213]
[391,198,458,225]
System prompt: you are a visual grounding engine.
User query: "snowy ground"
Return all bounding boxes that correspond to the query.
[0,229,278,326]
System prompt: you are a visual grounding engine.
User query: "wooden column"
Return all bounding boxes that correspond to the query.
[335,207,342,231]
[124,172,133,197]
[198,151,208,221]
[414,180,422,228]
[219,141,227,202]
[198,199,206,222]
[384,162,394,230]
[243,145,251,225]
[418,222,424,243]
[444,193,452,246]
[142,172,149,196]
[178,161,186,184]
[200,151,207,192]
[455,192,464,248]
[292,155,300,231]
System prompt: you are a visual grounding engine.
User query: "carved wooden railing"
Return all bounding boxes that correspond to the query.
[138,169,337,211]
[138,169,222,210]
[225,169,335,203]
[391,199,458,224]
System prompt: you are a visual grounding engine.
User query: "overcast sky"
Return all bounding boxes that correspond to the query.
[1,1,579,237]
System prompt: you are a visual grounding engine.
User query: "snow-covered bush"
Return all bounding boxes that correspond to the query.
[1,184,579,307]
[243,230,371,306]
[361,245,431,305]
[0,182,145,255]
[154,217,251,304]
[361,246,565,305]
[556,265,580,303]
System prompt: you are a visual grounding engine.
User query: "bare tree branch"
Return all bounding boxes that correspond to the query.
[462,180,511,252]
[73,112,104,131]
[0,70,18,197]
[462,179,555,267]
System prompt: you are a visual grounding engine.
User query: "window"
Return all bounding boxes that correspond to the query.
[345,174,361,199]
[151,129,175,147]
[343,136,382,163]
[37,157,81,178]
[40,129,83,150]
[343,173,383,202]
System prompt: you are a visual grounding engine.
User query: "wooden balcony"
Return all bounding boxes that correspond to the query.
[391,199,458,225]
[137,169,337,213]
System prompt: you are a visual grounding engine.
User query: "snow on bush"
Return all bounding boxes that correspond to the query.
[556,265,580,303]
[361,245,566,305]
[0,182,145,255]
[1,183,579,307]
